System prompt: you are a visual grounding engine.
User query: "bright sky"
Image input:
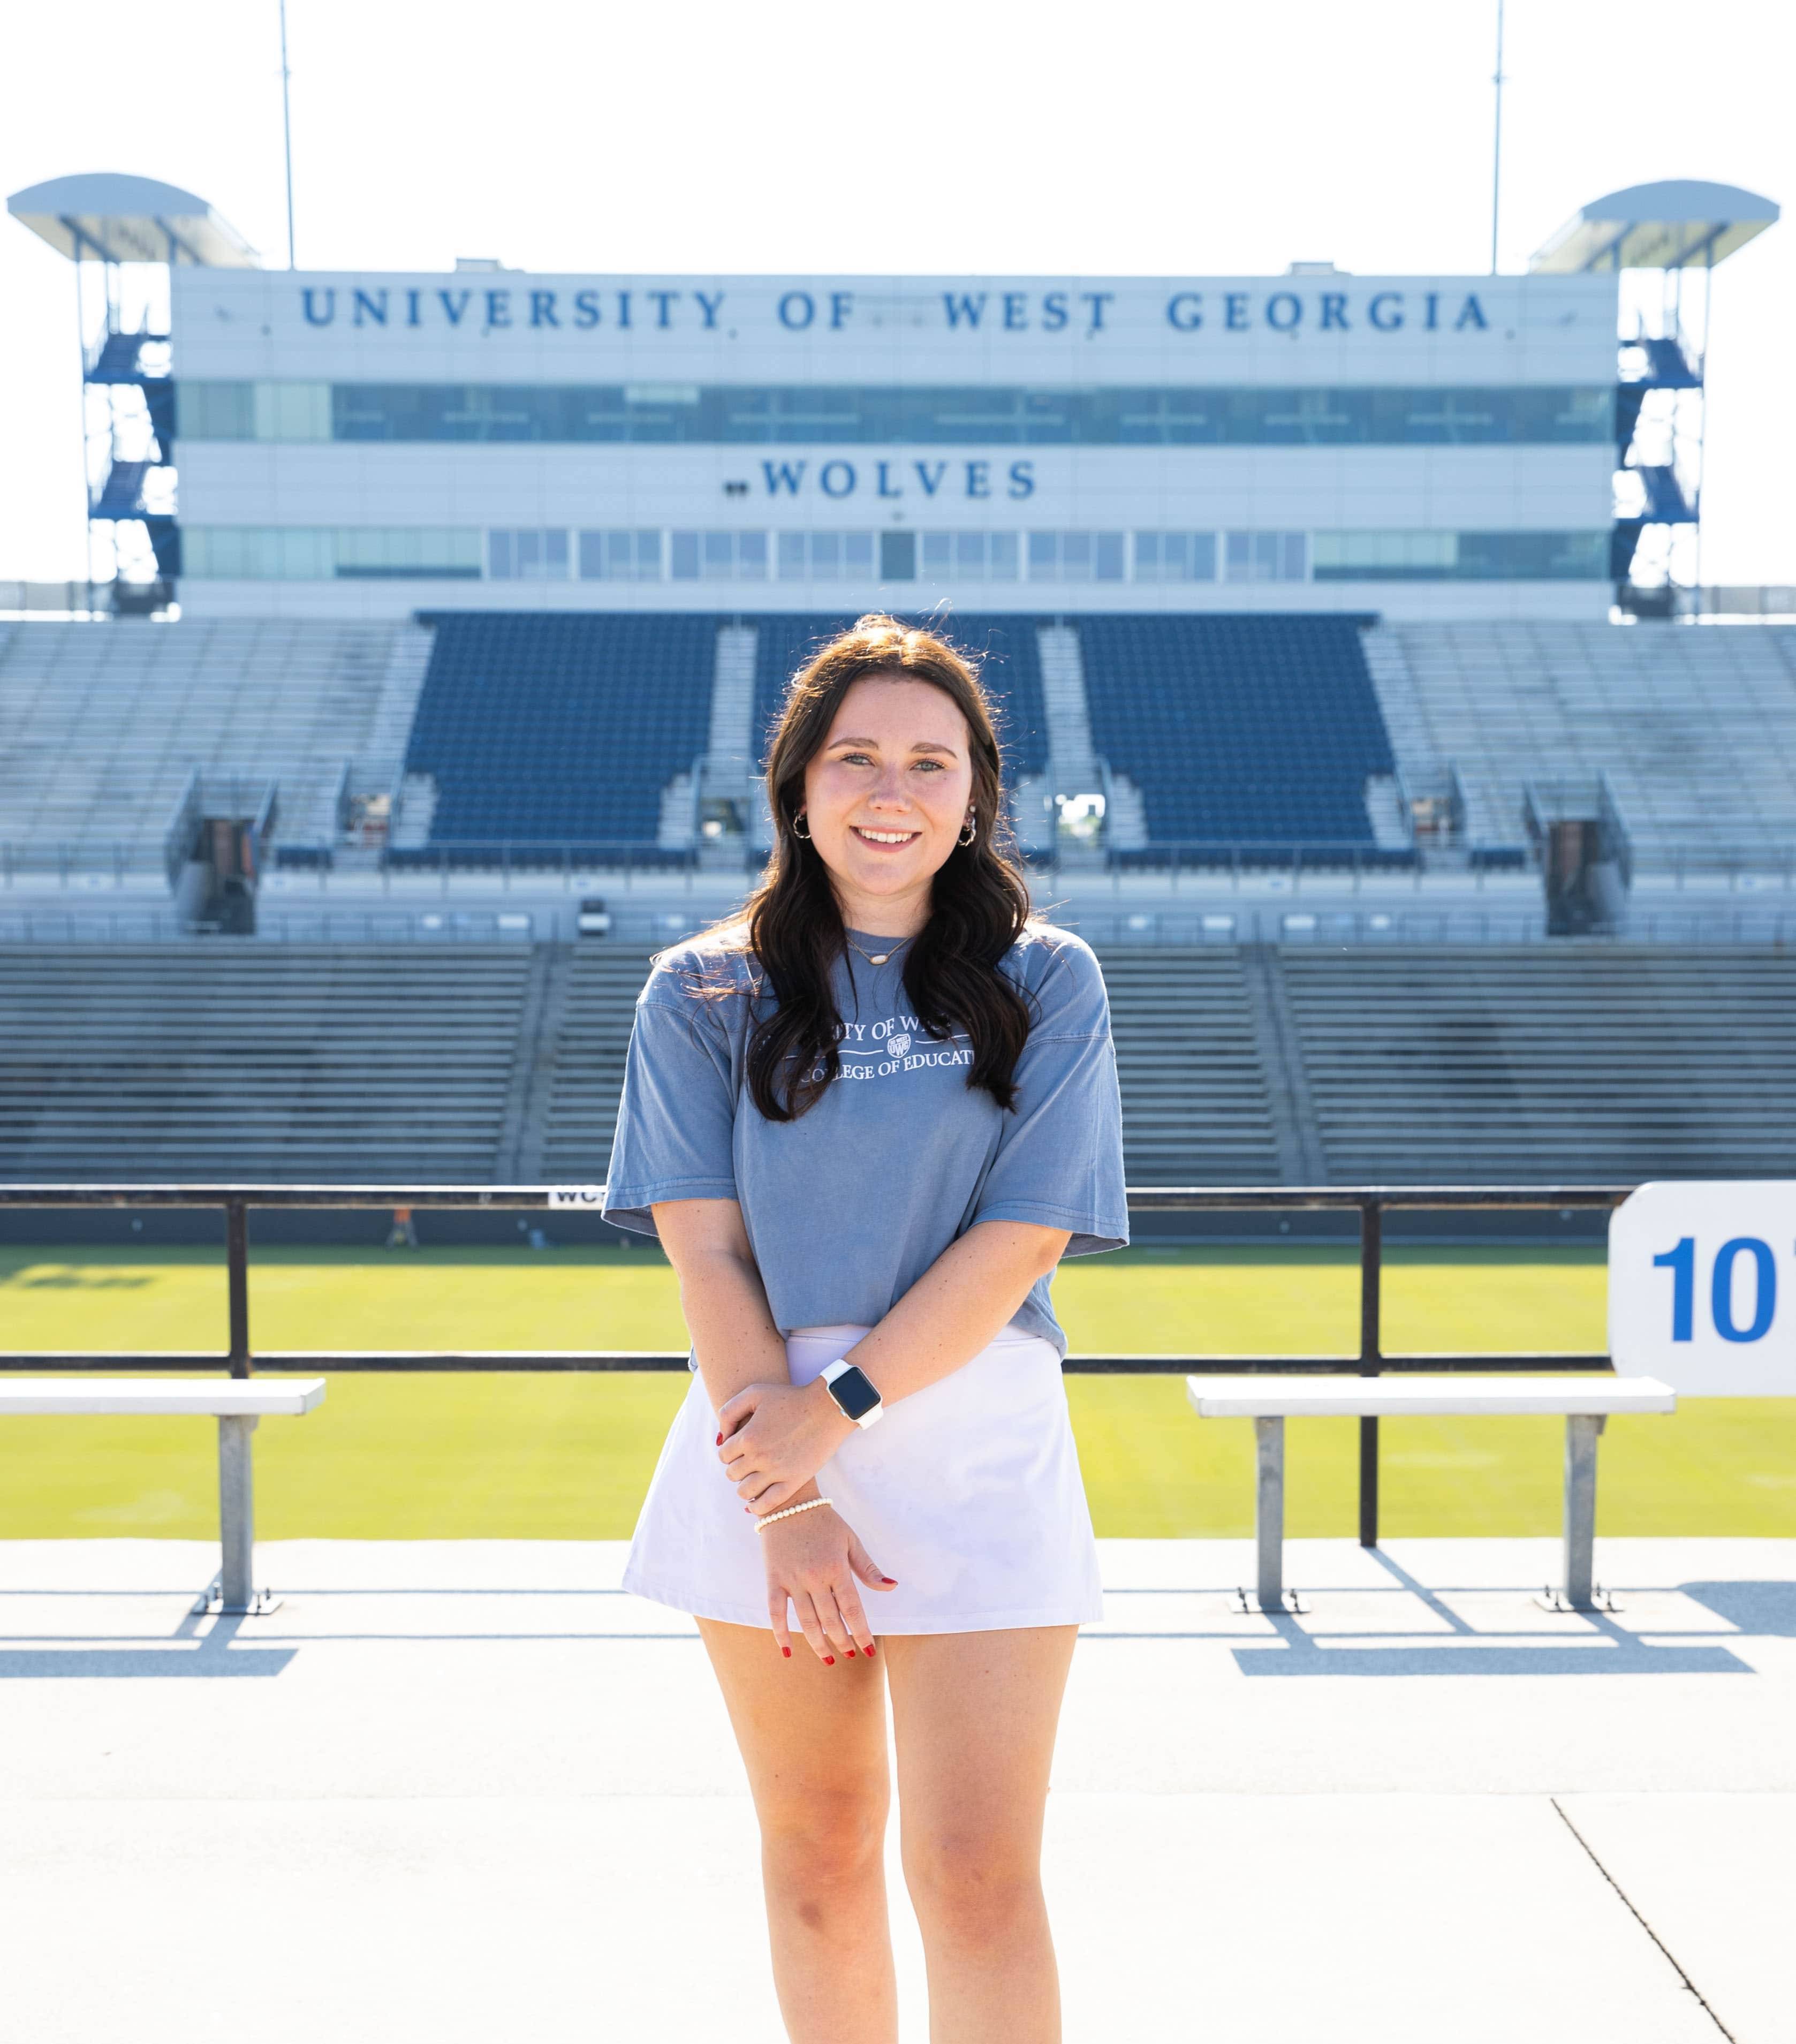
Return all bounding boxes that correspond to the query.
[1,0,1789,582]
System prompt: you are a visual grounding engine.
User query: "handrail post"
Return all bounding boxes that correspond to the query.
[226,1200,252,1379]
[1358,1199,1382,1548]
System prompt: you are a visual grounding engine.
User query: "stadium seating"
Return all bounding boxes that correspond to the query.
[0,617,429,866]
[0,944,532,1181]
[1098,948,1285,1183]
[1366,621,1796,866]
[404,614,717,846]
[749,614,1050,781]
[5,934,1796,1188]
[1078,614,1397,851]
[534,947,657,1185]
[532,940,1282,1188]
[1279,943,1796,1182]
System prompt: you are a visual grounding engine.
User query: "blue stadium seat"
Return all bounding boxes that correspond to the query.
[403,614,717,845]
[1079,614,1396,852]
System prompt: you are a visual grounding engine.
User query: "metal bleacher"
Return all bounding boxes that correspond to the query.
[1279,943,1796,1183]
[525,944,1287,1192]
[0,944,532,1182]
[1366,620,1796,867]
[0,618,430,867]
[534,947,656,1185]
[4,934,1796,1188]
[1098,949,1285,1184]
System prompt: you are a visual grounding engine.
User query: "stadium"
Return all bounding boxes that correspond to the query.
[3,132,1795,2043]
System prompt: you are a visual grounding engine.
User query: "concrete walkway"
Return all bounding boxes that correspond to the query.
[3,1536,1791,2042]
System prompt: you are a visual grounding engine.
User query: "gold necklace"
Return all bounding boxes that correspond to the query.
[845,932,913,968]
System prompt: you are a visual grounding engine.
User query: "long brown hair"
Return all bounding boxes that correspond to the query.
[733,615,1033,1121]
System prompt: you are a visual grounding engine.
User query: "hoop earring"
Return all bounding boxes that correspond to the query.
[957,814,977,847]
[791,811,812,841]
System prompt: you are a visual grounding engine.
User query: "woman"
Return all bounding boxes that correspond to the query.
[604,615,1127,2043]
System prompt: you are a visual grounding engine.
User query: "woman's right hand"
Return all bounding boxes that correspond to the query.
[762,1495,897,1663]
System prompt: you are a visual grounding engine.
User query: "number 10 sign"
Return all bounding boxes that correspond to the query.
[1609,1182,1796,1394]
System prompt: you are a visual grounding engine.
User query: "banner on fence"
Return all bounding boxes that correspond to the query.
[1610,1182,1796,1394]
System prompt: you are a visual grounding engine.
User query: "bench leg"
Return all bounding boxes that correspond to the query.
[1256,1415,1285,1611]
[1563,1414,1598,1610]
[1549,1414,1616,1615]
[196,1414,278,1618]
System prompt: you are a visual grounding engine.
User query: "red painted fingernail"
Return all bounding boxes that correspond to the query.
[882,1577,898,1585]
[845,1648,857,1657]
[823,1656,835,1666]
[865,1643,876,1657]
[782,1646,792,1658]
[716,1433,723,1445]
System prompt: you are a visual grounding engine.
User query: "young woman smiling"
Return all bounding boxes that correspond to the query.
[604,616,1127,2043]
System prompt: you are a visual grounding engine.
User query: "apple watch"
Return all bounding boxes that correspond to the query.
[820,1359,884,1428]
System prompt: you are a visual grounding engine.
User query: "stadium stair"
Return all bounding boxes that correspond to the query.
[1095,947,1285,1184]
[532,948,660,1187]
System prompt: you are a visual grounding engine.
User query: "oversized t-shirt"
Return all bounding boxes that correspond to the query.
[602,921,1128,1356]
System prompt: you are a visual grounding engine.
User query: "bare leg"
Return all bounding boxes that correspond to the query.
[883,1626,1079,2044]
[698,1617,898,2044]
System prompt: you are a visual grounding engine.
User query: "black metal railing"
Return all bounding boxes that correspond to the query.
[0,1182,1630,1546]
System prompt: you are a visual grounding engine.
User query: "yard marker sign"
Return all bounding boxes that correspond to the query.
[1610,1183,1796,1394]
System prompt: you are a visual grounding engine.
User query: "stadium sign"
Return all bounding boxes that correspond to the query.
[287,281,1495,343]
[1609,1182,1796,1395]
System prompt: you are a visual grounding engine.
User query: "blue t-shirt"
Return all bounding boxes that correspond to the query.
[603,922,1129,1356]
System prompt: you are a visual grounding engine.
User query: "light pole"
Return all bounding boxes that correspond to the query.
[279,0,297,269]
[1489,0,1505,275]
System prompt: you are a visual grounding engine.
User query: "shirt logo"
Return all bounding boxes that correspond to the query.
[808,1010,974,1086]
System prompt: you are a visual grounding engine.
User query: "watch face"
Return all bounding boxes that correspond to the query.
[827,1364,881,1422]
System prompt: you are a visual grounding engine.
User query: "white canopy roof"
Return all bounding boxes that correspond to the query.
[7,172,260,267]
[1530,179,1778,273]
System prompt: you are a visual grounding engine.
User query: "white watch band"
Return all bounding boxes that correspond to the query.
[820,1358,885,1428]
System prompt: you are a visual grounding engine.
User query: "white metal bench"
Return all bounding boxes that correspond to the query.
[0,1378,327,1615]
[1186,1374,1677,1614]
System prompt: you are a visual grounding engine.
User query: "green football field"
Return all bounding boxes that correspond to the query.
[3,1243,1793,1540]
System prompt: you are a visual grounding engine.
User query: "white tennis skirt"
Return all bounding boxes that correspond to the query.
[623,1324,1103,1635]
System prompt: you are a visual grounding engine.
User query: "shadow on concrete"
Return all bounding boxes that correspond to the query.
[1681,1580,1796,1636]
[0,1614,298,1677]
[1232,1621,1754,1677]
[0,1648,298,1677]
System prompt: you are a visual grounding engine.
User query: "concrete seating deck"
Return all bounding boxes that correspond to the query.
[1,1533,1789,2041]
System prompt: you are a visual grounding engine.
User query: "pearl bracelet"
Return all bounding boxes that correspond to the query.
[756,1496,833,1535]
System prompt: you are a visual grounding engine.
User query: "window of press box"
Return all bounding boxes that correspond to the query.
[1308,529,1609,580]
[1028,532,1126,581]
[1134,533,1218,582]
[175,380,1615,446]
[579,529,662,580]
[778,532,876,580]
[919,533,1020,581]
[489,529,570,580]
[670,531,768,580]
[1224,532,1308,582]
[183,526,479,579]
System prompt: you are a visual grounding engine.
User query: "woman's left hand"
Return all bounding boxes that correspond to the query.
[716,1379,855,1515]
